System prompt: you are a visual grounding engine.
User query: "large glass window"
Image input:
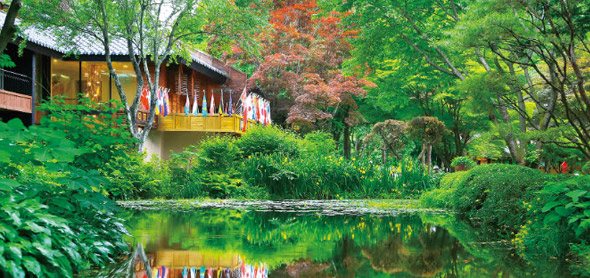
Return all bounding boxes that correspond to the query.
[81,62,110,103]
[110,62,138,104]
[51,59,79,104]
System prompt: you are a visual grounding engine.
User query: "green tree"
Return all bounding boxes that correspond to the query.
[362,119,406,162]
[345,0,534,164]
[24,0,265,151]
[0,0,21,67]
[408,116,446,174]
[449,0,590,159]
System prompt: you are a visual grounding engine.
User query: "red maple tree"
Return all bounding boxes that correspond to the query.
[221,0,373,141]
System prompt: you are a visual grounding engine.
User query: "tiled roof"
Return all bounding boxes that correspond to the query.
[1,12,228,77]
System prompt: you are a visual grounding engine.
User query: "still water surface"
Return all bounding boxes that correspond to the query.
[117,200,575,277]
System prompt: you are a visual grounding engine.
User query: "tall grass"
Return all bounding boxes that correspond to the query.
[242,153,433,199]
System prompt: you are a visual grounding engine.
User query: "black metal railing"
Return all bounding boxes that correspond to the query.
[0,68,32,95]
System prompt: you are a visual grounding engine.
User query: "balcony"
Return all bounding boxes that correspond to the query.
[0,68,32,113]
[156,114,255,134]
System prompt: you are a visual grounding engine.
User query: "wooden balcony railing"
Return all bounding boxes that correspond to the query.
[116,110,158,129]
[0,69,33,113]
[156,114,255,134]
[0,89,32,113]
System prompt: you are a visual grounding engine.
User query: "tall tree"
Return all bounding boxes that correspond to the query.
[0,0,22,67]
[450,0,590,159]
[223,0,373,158]
[346,0,533,164]
[25,0,265,150]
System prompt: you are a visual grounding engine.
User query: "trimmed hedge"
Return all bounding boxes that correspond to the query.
[420,164,561,233]
[420,171,468,208]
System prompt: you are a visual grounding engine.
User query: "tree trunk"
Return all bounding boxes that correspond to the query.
[0,0,21,55]
[343,124,351,159]
[382,144,386,164]
[427,144,432,174]
[419,144,426,166]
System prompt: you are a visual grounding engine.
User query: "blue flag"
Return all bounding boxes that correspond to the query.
[228,91,233,116]
[184,93,190,116]
[202,90,208,117]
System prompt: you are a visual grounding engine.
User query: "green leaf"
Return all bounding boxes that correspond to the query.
[32,148,53,162]
[0,179,20,192]
[5,260,25,278]
[568,215,582,225]
[24,221,50,235]
[542,201,562,213]
[555,206,575,217]
[577,219,590,236]
[8,245,22,261]
[22,256,42,276]
[566,190,588,203]
[0,149,11,162]
[544,211,562,226]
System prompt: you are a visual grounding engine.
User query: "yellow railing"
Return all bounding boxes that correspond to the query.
[156,113,256,133]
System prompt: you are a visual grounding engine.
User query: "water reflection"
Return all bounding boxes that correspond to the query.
[118,207,571,278]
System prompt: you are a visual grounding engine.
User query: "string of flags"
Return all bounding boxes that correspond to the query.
[140,86,171,117]
[239,86,271,132]
[146,262,268,278]
[141,86,271,126]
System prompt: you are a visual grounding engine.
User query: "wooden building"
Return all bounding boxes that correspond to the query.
[0,12,257,159]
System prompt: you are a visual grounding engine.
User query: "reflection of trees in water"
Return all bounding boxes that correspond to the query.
[270,259,332,278]
[331,236,368,278]
[360,225,460,277]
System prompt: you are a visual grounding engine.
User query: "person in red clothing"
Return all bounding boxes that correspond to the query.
[561,161,568,174]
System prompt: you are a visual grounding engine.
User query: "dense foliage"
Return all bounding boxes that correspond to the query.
[106,125,434,200]
[0,115,129,277]
[420,164,590,272]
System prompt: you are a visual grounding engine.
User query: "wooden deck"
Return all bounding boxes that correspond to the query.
[0,90,31,113]
[156,114,256,134]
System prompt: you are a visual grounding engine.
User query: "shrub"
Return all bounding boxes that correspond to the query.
[101,151,151,199]
[582,161,590,175]
[0,119,127,277]
[515,176,590,259]
[37,96,137,172]
[236,125,300,157]
[420,171,468,208]
[450,164,555,233]
[199,136,241,171]
[301,130,337,156]
[450,156,476,170]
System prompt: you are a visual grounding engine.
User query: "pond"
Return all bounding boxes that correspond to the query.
[111,200,574,278]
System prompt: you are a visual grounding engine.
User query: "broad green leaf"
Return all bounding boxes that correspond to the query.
[544,211,562,226]
[0,149,11,162]
[32,148,53,162]
[22,256,42,276]
[0,179,20,192]
[5,260,25,278]
[555,206,575,217]
[8,245,22,261]
[542,201,562,213]
[24,221,50,235]
[566,190,588,203]
[568,215,582,225]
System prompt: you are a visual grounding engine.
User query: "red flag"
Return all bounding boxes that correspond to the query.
[140,87,150,110]
[255,97,261,122]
